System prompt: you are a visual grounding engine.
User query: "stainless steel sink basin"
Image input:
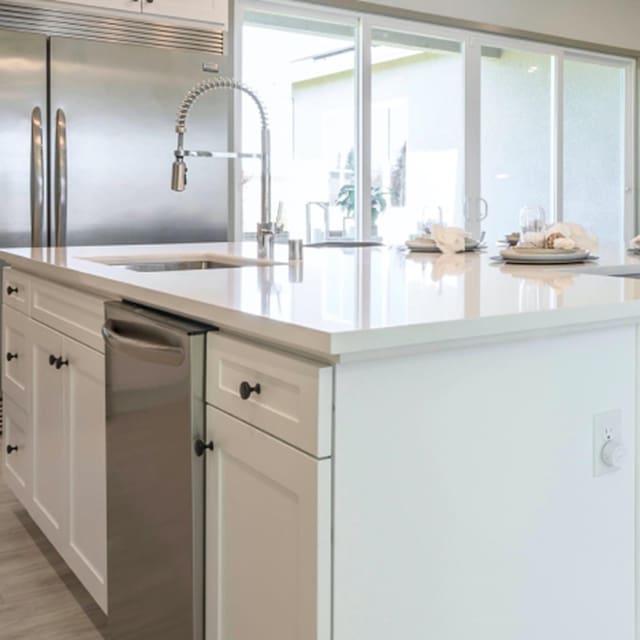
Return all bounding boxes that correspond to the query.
[122,260,245,272]
[305,241,383,248]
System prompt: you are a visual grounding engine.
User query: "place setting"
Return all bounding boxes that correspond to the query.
[405,201,488,255]
[626,235,640,255]
[491,205,599,266]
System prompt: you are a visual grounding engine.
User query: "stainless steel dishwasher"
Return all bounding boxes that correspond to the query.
[103,301,214,640]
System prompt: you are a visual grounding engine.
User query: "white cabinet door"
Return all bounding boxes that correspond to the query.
[51,0,141,13]
[3,395,32,506]
[64,336,107,613]
[143,0,227,26]
[30,319,66,549]
[205,407,331,640]
[2,305,31,410]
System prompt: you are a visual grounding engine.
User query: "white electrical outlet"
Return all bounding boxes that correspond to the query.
[593,410,624,477]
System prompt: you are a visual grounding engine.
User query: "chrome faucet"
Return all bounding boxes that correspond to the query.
[171,77,274,260]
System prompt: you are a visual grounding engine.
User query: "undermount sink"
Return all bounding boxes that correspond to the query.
[305,241,383,248]
[121,260,245,272]
[81,253,279,271]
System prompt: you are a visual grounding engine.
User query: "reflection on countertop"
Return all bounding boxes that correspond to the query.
[1,242,640,358]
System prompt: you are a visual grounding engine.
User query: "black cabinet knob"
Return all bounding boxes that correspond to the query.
[6,445,18,455]
[6,286,18,296]
[194,439,214,457]
[6,352,18,362]
[239,381,261,400]
[49,355,68,369]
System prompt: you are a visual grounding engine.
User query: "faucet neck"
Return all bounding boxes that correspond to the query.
[172,77,272,230]
[260,126,271,227]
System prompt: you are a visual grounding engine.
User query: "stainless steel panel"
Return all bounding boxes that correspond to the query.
[0,29,47,247]
[50,37,230,246]
[104,301,210,640]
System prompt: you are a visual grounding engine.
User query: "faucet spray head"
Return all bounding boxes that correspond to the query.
[171,157,187,192]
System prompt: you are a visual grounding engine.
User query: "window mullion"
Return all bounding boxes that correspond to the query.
[550,53,564,224]
[464,35,481,238]
[624,60,636,242]
[356,16,372,241]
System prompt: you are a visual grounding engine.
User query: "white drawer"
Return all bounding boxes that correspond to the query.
[3,395,32,507]
[3,269,30,314]
[30,277,107,352]
[206,334,333,457]
[2,305,31,411]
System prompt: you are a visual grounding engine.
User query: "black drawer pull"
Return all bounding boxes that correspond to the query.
[6,286,18,296]
[6,352,18,362]
[6,445,18,455]
[239,381,261,400]
[194,439,214,457]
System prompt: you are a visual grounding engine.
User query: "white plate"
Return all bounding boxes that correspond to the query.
[498,247,593,264]
[406,238,481,253]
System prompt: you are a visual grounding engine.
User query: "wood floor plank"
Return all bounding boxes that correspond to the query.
[0,435,107,639]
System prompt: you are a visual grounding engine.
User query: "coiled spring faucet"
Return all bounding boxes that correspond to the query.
[171,77,274,260]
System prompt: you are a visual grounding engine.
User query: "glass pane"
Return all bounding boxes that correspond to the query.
[481,48,552,244]
[241,12,356,243]
[564,58,625,245]
[370,28,464,244]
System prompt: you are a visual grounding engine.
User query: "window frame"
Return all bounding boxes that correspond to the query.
[235,0,637,245]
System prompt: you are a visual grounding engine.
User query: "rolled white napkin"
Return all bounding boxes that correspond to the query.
[553,237,576,250]
[544,222,598,251]
[431,224,466,255]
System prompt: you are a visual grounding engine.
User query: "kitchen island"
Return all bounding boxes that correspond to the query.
[1,242,639,640]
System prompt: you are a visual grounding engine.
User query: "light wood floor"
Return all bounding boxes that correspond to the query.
[0,435,107,639]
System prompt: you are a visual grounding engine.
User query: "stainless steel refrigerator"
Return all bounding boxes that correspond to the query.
[0,28,231,248]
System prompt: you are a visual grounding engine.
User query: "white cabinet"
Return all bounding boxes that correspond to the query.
[1,269,108,613]
[54,0,140,12]
[30,319,66,551]
[206,334,333,457]
[50,0,228,26]
[143,0,227,25]
[29,320,108,612]
[205,406,331,640]
[3,269,30,315]
[64,336,107,612]
[3,395,31,506]
[3,305,32,410]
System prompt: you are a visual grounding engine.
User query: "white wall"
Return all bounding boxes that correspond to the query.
[369,0,640,51]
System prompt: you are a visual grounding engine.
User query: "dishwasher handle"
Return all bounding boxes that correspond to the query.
[102,320,185,366]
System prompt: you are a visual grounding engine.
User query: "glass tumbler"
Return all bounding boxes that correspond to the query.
[519,205,546,238]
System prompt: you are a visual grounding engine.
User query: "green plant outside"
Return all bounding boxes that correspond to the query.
[335,183,388,224]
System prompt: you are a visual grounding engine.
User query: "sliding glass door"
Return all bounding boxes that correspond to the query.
[480,46,552,244]
[563,56,627,244]
[240,7,357,242]
[239,2,636,246]
[369,27,464,245]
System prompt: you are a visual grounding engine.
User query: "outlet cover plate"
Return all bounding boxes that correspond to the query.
[593,410,623,477]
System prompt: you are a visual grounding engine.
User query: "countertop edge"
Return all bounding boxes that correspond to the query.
[2,250,640,360]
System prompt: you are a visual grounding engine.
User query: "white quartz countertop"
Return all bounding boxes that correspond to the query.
[2,242,640,360]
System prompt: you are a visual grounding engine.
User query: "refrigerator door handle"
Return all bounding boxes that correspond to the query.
[30,106,44,248]
[54,108,68,247]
